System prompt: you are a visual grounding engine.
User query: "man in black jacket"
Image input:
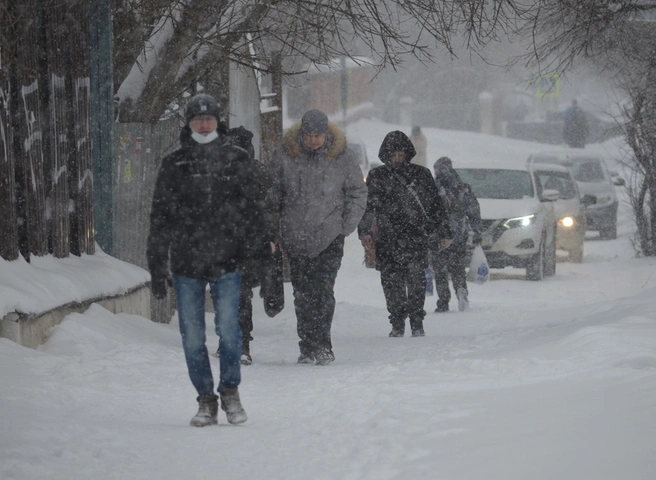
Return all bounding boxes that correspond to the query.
[213,123,270,366]
[431,157,483,312]
[147,94,268,427]
[358,131,451,337]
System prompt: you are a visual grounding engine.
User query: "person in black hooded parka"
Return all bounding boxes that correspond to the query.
[358,131,452,337]
[147,94,268,427]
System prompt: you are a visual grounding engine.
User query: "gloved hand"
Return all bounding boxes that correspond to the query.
[151,273,172,300]
[472,233,482,246]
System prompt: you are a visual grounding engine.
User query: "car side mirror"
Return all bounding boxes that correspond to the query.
[541,189,560,202]
[612,177,625,186]
[581,194,597,206]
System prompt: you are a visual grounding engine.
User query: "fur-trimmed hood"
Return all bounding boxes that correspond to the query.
[282,121,347,160]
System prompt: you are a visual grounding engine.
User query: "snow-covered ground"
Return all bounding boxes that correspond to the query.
[2,120,655,480]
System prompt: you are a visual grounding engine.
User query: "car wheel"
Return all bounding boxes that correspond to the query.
[599,221,617,240]
[544,231,556,276]
[526,238,544,281]
[569,243,584,263]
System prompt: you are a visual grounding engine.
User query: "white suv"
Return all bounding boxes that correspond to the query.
[529,162,596,263]
[528,150,620,239]
[455,161,558,281]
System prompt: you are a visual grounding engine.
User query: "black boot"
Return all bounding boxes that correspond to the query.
[389,320,405,337]
[241,339,252,366]
[220,387,248,425]
[435,300,449,313]
[411,321,425,337]
[189,394,218,427]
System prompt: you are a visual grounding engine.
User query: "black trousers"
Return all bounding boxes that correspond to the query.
[429,245,468,307]
[379,253,427,331]
[288,235,345,356]
[239,283,254,344]
[238,265,260,345]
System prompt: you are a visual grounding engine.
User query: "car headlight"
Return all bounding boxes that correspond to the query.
[559,216,575,228]
[503,214,536,229]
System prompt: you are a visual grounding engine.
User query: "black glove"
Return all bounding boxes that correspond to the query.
[472,233,482,246]
[151,273,171,300]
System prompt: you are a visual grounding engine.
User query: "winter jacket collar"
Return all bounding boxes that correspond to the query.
[282,121,347,160]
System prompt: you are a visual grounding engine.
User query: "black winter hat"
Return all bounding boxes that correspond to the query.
[434,156,453,170]
[300,109,329,134]
[378,130,416,164]
[185,94,221,123]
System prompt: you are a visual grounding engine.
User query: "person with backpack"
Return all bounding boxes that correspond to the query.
[358,131,451,337]
[213,123,274,366]
[147,93,269,427]
[430,157,483,312]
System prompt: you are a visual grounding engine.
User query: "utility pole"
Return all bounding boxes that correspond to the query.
[89,0,115,254]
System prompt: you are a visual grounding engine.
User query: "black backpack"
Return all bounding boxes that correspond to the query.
[219,122,255,159]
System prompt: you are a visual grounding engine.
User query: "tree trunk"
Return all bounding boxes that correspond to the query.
[648,174,656,256]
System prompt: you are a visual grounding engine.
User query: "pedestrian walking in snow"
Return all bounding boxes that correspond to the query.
[267,109,368,365]
[430,157,483,312]
[358,131,452,337]
[147,93,269,427]
[563,99,589,148]
[211,123,274,366]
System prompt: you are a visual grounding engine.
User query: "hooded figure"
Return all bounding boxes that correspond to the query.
[563,99,589,148]
[358,131,451,337]
[431,156,482,313]
[267,109,368,365]
[147,93,268,427]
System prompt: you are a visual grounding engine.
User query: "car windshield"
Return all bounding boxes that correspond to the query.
[569,159,605,183]
[456,169,534,199]
[535,171,577,199]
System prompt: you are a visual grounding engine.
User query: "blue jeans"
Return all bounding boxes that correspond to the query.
[173,272,242,396]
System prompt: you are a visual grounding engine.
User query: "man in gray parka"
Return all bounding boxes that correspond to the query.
[268,109,368,365]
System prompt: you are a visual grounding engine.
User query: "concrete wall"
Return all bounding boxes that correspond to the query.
[0,284,151,349]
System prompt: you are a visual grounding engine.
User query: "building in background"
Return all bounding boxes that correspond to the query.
[285,57,375,124]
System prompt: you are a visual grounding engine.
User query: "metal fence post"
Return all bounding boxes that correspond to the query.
[88,0,114,255]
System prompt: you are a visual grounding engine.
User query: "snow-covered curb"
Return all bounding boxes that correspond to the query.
[0,248,151,348]
[0,247,149,319]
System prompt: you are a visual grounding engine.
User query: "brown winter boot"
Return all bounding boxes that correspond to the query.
[220,387,248,425]
[189,395,218,427]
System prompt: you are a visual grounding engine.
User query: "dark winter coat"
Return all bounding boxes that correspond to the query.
[434,169,482,248]
[358,131,451,267]
[147,125,268,282]
[268,121,368,258]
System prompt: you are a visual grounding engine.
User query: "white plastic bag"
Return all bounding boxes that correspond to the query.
[467,245,490,284]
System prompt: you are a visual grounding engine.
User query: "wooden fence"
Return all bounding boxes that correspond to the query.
[113,118,181,322]
[0,0,94,262]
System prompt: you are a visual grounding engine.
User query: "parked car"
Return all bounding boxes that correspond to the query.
[528,150,621,239]
[455,160,558,281]
[529,161,596,263]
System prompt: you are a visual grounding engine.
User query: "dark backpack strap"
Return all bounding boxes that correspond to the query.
[388,167,430,221]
